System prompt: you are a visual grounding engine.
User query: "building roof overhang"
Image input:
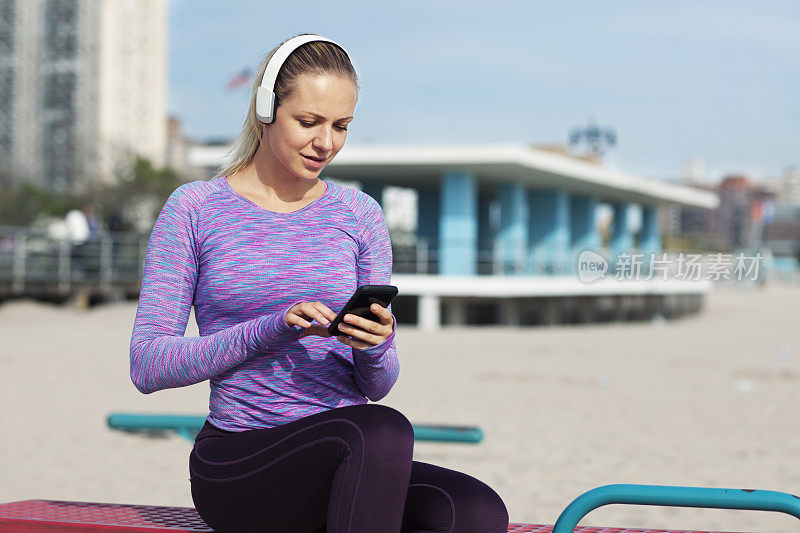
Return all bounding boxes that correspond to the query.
[190,142,719,209]
[327,144,718,209]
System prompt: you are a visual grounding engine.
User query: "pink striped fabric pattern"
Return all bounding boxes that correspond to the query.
[130,176,398,431]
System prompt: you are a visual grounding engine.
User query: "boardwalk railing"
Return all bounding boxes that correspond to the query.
[0,224,778,301]
[0,225,148,300]
[0,228,592,300]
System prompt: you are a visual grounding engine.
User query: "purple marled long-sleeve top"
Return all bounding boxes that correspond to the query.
[129,175,399,431]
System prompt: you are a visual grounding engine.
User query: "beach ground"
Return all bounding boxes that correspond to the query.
[1,284,798,532]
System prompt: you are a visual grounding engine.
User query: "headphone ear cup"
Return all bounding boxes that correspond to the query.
[255,87,276,123]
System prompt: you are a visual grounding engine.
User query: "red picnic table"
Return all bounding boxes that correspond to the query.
[0,498,740,533]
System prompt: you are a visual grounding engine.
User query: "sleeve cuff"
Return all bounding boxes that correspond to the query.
[253,301,305,351]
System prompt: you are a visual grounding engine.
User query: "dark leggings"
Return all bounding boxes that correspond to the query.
[189,403,509,533]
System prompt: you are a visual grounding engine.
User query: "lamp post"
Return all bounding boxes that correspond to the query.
[569,118,617,159]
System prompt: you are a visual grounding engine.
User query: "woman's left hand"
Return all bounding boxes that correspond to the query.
[336,303,394,350]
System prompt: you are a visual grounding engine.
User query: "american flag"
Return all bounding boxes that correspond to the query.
[225,67,253,91]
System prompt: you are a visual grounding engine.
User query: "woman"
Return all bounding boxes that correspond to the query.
[129,33,509,533]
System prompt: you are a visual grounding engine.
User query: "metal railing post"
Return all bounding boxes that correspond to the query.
[12,230,27,294]
[416,238,428,274]
[100,234,113,291]
[493,241,502,275]
[58,238,71,293]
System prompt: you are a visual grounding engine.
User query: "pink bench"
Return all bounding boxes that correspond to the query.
[0,499,734,533]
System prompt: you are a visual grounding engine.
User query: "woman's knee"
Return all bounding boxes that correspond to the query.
[405,480,509,533]
[409,461,509,532]
[457,481,509,532]
[354,403,414,445]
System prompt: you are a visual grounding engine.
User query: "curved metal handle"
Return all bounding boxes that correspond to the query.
[553,484,800,532]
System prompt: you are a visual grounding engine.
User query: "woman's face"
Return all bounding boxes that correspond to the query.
[264,73,357,181]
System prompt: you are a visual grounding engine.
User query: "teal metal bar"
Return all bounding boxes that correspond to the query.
[106,413,483,444]
[412,424,483,443]
[552,483,800,532]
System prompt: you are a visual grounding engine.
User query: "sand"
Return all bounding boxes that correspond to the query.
[1,284,799,532]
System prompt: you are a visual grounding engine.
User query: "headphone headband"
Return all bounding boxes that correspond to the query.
[255,34,343,124]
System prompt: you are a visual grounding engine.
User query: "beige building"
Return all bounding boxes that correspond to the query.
[0,0,166,192]
[779,167,800,205]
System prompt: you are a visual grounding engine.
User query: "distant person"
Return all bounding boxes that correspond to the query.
[65,208,90,246]
[129,34,508,532]
[66,205,99,279]
[108,208,126,234]
[82,203,99,241]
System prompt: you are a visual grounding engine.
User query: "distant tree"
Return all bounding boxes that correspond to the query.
[92,155,183,233]
[0,167,84,226]
[0,154,182,231]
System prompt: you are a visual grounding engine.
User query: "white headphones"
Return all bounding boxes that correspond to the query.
[255,34,343,124]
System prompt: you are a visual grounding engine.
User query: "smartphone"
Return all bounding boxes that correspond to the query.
[327,284,399,336]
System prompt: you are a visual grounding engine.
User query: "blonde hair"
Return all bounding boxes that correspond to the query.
[213,34,359,180]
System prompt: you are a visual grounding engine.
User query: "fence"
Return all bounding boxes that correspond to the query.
[0,225,148,300]
[0,225,789,302]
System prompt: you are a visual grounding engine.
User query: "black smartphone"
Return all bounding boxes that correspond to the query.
[327,284,399,336]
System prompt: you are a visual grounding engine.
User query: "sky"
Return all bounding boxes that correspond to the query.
[168,0,799,184]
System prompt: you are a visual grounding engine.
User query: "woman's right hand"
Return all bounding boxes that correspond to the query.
[284,301,338,338]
